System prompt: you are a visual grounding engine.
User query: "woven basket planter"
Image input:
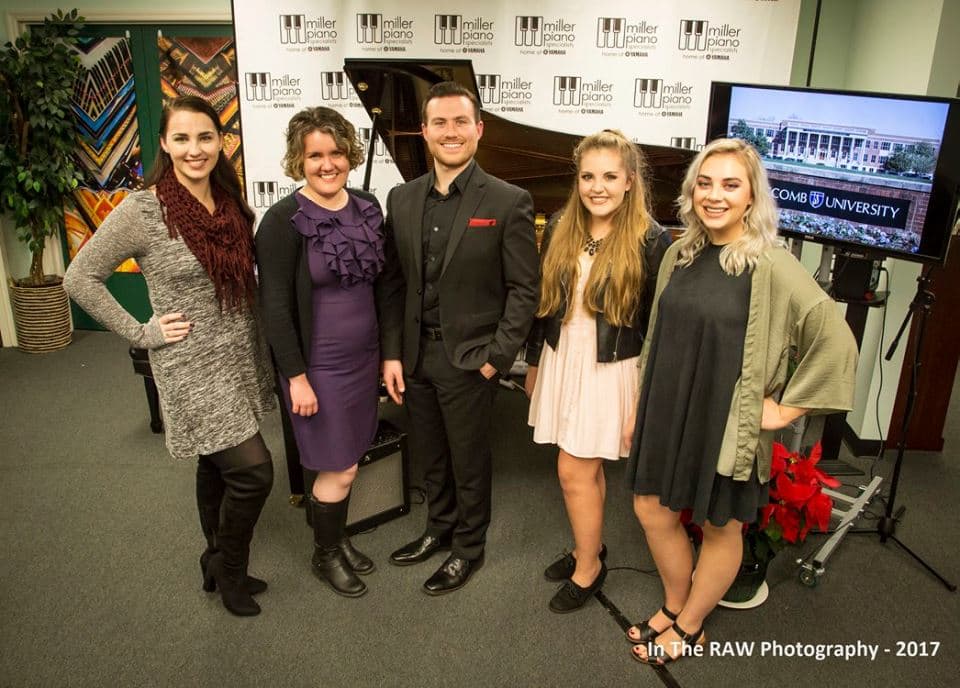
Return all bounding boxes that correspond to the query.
[10,278,72,353]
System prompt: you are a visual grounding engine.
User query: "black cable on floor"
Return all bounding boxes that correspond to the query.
[595,590,684,688]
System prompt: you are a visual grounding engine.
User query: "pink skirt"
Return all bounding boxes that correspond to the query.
[528,315,639,460]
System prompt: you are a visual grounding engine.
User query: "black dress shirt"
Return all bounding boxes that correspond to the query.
[420,161,476,328]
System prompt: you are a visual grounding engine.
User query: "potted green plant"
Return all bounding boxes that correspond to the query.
[0,9,84,352]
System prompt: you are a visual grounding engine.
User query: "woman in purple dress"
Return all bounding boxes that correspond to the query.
[256,107,385,597]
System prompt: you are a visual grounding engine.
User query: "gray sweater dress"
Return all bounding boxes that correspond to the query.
[63,190,276,459]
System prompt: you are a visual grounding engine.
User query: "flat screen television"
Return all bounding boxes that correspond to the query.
[706,82,960,264]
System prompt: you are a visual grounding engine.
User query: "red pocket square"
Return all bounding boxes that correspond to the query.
[468,217,497,227]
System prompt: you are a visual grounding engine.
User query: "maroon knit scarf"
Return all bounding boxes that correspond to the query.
[156,166,256,311]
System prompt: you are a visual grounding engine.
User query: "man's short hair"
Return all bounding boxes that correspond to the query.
[421,81,482,124]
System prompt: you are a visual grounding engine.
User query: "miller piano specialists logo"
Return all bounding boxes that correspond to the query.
[279,13,337,52]
[251,180,297,209]
[244,71,302,109]
[553,75,614,115]
[356,13,415,52]
[434,15,495,54]
[515,15,576,55]
[678,19,742,61]
[633,78,694,119]
[596,17,659,57]
[476,73,533,113]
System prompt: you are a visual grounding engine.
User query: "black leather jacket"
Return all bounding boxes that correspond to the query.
[524,222,671,366]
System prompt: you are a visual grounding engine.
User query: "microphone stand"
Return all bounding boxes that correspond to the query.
[875,267,956,591]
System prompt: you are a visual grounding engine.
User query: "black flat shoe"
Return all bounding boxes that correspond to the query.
[543,544,608,581]
[626,606,678,645]
[632,622,705,665]
[548,562,607,613]
[422,554,483,595]
[390,534,451,566]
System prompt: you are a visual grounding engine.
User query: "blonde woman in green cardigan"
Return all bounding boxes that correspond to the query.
[626,138,858,664]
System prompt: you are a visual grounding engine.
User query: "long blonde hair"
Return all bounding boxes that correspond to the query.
[675,137,781,275]
[538,129,652,327]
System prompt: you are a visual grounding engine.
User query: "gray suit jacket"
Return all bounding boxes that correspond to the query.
[376,163,540,373]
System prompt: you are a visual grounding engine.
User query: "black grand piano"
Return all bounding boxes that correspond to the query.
[131,59,697,513]
[343,58,696,224]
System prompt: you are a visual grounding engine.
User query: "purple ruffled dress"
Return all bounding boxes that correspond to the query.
[278,192,385,471]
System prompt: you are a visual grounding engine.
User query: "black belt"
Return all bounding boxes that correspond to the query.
[422,326,443,341]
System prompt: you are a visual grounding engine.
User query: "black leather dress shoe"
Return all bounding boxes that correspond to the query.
[548,562,607,613]
[543,543,608,581]
[389,534,451,566]
[422,554,484,595]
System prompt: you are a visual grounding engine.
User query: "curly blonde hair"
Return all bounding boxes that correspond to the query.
[281,106,364,180]
[538,129,652,327]
[675,137,781,275]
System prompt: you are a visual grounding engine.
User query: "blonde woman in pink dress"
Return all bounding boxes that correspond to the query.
[525,129,670,613]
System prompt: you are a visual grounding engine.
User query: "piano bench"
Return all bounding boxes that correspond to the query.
[129,347,164,434]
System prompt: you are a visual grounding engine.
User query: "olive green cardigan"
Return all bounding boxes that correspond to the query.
[637,242,859,483]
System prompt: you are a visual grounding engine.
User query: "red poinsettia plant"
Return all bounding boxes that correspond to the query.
[681,441,839,563]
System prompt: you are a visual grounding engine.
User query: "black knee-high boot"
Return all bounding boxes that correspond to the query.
[310,495,367,597]
[196,457,268,595]
[205,461,274,616]
[337,490,374,574]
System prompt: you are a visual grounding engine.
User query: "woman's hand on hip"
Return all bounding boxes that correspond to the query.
[157,312,191,343]
[760,397,807,431]
[289,374,319,416]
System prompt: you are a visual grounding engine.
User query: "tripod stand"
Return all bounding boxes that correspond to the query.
[873,267,956,591]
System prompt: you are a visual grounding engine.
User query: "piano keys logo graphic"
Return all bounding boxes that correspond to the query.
[553,75,614,114]
[251,181,297,208]
[279,14,337,50]
[515,16,576,53]
[678,19,742,57]
[596,18,625,48]
[434,15,495,52]
[632,78,693,116]
[244,72,302,107]
[320,71,352,101]
[670,136,702,151]
[596,17,659,55]
[251,181,278,208]
[476,74,533,113]
[279,15,306,44]
[358,127,387,158]
[356,13,415,51]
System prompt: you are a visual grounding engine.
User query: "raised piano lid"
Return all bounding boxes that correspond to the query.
[343,58,695,225]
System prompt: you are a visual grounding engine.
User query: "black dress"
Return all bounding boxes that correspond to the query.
[628,243,768,525]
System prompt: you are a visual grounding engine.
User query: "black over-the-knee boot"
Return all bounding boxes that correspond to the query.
[206,460,274,616]
[335,490,374,574]
[196,457,268,595]
[310,495,367,597]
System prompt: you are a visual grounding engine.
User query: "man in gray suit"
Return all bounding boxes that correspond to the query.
[376,81,539,594]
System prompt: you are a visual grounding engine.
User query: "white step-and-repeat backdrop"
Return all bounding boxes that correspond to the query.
[233,0,801,214]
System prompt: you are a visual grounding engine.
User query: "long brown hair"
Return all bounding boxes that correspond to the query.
[142,95,254,227]
[538,129,652,327]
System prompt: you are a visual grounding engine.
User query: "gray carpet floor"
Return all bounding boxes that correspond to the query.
[1,330,958,687]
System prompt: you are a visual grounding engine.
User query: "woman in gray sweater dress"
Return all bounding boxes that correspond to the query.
[64,96,276,617]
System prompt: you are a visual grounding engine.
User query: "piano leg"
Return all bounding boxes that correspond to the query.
[142,376,163,434]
